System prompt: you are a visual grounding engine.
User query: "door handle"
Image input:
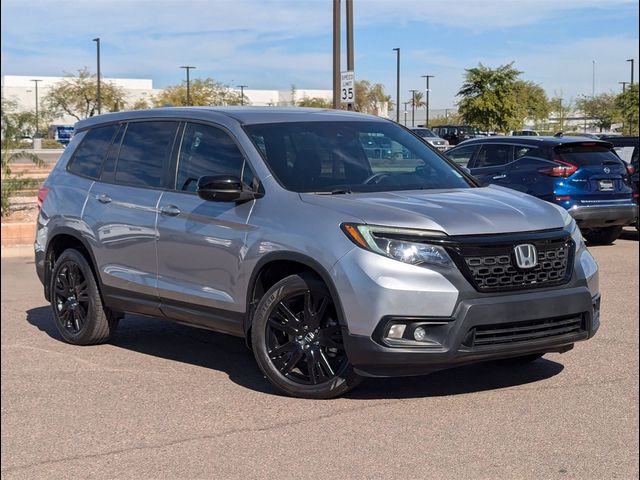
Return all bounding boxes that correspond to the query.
[96,194,112,204]
[160,205,181,217]
[492,174,507,180]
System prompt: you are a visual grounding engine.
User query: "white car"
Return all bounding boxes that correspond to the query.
[410,127,449,151]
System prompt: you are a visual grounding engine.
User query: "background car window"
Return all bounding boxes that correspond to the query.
[176,123,246,192]
[514,145,539,160]
[613,146,636,163]
[447,145,477,167]
[115,121,178,188]
[554,144,623,166]
[68,124,118,179]
[474,144,514,168]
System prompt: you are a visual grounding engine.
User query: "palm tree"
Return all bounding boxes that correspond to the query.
[412,91,425,109]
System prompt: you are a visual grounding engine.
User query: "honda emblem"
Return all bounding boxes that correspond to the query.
[514,244,538,269]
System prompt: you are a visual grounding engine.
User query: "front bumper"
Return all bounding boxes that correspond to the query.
[569,202,638,228]
[344,288,599,377]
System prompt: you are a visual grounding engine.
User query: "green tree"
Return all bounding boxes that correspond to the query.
[1,99,44,216]
[44,67,127,121]
[153,78,246,107]
[411,91,425,109]
[615,83,639,135]
[297,97,332,108]
[575,93,619,132]
[514,80,549,126]
[457,62,523,132]
[354,80,391,115]
[129,97,153,110]
[548,96,571,132]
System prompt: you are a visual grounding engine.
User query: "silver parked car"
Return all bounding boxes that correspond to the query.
[35,108,600,398]
[410,127,449,151]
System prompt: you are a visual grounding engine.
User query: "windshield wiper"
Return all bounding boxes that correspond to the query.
[330,188,352,195]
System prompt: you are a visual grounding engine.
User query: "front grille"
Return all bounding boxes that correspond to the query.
[445,231,574,293]
[468,315,585,348]
[464,244,570,291]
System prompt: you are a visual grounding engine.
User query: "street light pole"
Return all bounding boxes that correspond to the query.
[409,89,418,127]
[627,58,635,85]
[592,60,596,97]
[421,75,434,127]
[332,0,341,109]
[393,48,400,123]
[403,101,411,126]
[30,79,42,137]
[180,66,196,106]
[237,85,247,106]
[92,38,101,114]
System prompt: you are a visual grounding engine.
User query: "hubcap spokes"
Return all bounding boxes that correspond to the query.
[54,262,89,334]
[267,289,345,385]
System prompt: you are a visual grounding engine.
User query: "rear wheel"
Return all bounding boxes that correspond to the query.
[583,226,623,245]
[251,273,362,399]
[49,249,117,345]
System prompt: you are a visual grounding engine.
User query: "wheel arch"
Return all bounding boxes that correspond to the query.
[244,252,348,346]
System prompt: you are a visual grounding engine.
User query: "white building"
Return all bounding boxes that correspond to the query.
[1,75,334,126]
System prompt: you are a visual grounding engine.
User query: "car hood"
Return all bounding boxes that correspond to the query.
[300,185,566,236]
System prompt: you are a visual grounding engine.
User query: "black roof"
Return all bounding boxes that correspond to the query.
[74,107,386,131]
[453,135,614,148]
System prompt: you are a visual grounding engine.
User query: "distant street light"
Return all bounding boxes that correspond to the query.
[403,101,411,126]
[30,79,42,137]
[409,89,418,127]
[180,66,196,106]
[393,48,400,123]
[592,60,596,98]
[237,85,248,106]
[92,38,101,114]
[627,58,635,85]
[421,75,434,127]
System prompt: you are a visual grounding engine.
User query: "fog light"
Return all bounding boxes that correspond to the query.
[387,324,406,339]
[414,326,427,341]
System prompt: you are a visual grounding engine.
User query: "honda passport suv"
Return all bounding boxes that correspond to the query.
[35,108,600,399]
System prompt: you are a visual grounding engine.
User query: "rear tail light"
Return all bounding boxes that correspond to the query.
[633,192,639,200]
[539,161,578,177]
[555,196,572,201]
[626,164,636,175]
[37,186,49,209]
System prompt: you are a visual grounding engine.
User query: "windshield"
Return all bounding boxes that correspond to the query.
[554,144,622,166]
[412,128,437,138]
[245,121,473,193]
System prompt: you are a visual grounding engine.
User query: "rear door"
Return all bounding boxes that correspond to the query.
[468,143,514,187]
[554,142,633,201]
[83,120,180,315]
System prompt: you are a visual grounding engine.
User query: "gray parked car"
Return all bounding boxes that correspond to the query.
[409,127,449,151]
[35,108,600,398]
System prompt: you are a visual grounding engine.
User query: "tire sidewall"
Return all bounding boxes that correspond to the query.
[251,274,360,399]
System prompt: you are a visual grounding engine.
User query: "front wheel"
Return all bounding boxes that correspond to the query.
[583,226,623,245]
[251,273,362,399]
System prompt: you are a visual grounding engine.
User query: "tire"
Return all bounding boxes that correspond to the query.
[49,249,117,345]
[251,273,362,399]
[583,226,623,245]
[497,353,544,365]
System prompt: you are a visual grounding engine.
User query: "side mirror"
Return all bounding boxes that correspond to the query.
[196,175,261,202]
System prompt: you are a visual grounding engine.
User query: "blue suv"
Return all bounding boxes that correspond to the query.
[447,136,638,244]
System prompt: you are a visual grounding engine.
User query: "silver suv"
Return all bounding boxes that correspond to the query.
[35,108,600,398]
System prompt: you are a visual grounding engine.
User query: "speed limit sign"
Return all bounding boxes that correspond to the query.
[341,71,354,105]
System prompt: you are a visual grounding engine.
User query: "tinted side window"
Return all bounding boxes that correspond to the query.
[68,124,118,179]
[176,123,245,192]
[447,145,477,167]
[474,144,513,168]
[514,145,539,160]
[115,121,179,188]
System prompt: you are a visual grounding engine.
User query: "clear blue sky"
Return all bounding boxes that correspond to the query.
[2,0,638,109]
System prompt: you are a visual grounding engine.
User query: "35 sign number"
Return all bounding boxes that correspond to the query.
[340,71,355,105]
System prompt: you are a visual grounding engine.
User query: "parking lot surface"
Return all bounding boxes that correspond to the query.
[1,231,638,479]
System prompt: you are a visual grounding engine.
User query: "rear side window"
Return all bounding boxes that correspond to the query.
[554,144,621,166]
[176,123,246,192]
[115,121,179,188]
[68,124,118,179]
[447,145,477,167]
[514,145,540,160]
[473,144,513,168]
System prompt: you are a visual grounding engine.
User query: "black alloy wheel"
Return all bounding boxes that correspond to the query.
[252,273,361,398]
[53,260,90,334]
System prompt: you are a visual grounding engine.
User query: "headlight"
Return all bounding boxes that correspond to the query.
[341,224,453,268]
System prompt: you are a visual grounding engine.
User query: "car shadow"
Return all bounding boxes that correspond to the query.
[27,306,564,400]
[620,227,639,241]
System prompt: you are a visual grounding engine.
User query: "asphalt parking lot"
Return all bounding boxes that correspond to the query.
[1,230,638,479]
